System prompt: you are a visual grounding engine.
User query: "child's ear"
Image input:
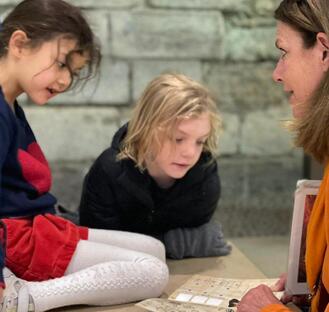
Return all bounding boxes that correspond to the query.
[8,30,29,58]
[316,32,329,72]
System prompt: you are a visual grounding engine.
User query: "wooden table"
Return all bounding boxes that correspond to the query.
[52,243,300,312]
[57,243,273,312]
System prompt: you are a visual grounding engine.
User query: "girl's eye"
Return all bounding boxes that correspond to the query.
[56,60,66,68]
[175,138,183,143]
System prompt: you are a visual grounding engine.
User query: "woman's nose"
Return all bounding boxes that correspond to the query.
[272,61,283,83]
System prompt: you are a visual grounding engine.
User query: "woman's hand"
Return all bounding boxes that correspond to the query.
[272,273,310,307]
[271,273,287,292]
[272,273,291,304]
[237,284,282,312]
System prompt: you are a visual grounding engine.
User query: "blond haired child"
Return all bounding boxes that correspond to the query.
[80,73,231,259]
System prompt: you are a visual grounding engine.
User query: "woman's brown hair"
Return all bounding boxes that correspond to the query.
[0,0,101,88]
[275,0,329,162]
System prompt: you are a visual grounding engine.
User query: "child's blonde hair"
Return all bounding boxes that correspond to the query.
[118,73,222,170]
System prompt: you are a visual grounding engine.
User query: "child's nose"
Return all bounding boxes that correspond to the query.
[181,144,196,158]
[57,71,72,91]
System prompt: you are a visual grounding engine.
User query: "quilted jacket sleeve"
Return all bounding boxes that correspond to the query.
[79,161,122,230]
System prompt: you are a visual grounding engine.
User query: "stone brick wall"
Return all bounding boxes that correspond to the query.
[0,0,303,237]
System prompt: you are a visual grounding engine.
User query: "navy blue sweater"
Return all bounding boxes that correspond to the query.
[0,88,56,285]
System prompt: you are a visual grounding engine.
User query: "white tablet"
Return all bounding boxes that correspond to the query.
[286,179,321,295]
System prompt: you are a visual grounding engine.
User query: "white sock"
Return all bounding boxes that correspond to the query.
[5,230,168,311]
[27,257,168,312]
[87,228,166,263]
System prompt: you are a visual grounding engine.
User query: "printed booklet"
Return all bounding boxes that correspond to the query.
[137,275,281,312]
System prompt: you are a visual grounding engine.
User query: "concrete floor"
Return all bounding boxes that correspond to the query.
[229,235,290,278]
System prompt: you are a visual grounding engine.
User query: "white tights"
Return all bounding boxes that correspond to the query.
[25,229,169,312]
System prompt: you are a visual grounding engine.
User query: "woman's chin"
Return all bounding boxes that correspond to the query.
[290,101,305,119]
[292,108,305,119]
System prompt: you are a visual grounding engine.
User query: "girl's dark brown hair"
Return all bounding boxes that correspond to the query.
[275,0,329,163]
[0,0,101,88]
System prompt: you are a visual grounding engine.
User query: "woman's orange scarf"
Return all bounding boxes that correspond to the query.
[305,163,329,311]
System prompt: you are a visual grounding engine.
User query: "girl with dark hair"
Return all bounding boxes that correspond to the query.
[0,0,168,311]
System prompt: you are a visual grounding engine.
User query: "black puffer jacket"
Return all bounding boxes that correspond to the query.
[79,124,221,235]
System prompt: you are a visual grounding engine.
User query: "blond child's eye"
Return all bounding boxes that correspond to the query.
[175,138,183,143]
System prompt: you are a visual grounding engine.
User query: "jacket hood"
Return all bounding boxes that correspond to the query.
[111,123,128,152]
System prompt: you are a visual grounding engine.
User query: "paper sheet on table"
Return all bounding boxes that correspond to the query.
[137,275,282,312]
[137,298,220,312]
